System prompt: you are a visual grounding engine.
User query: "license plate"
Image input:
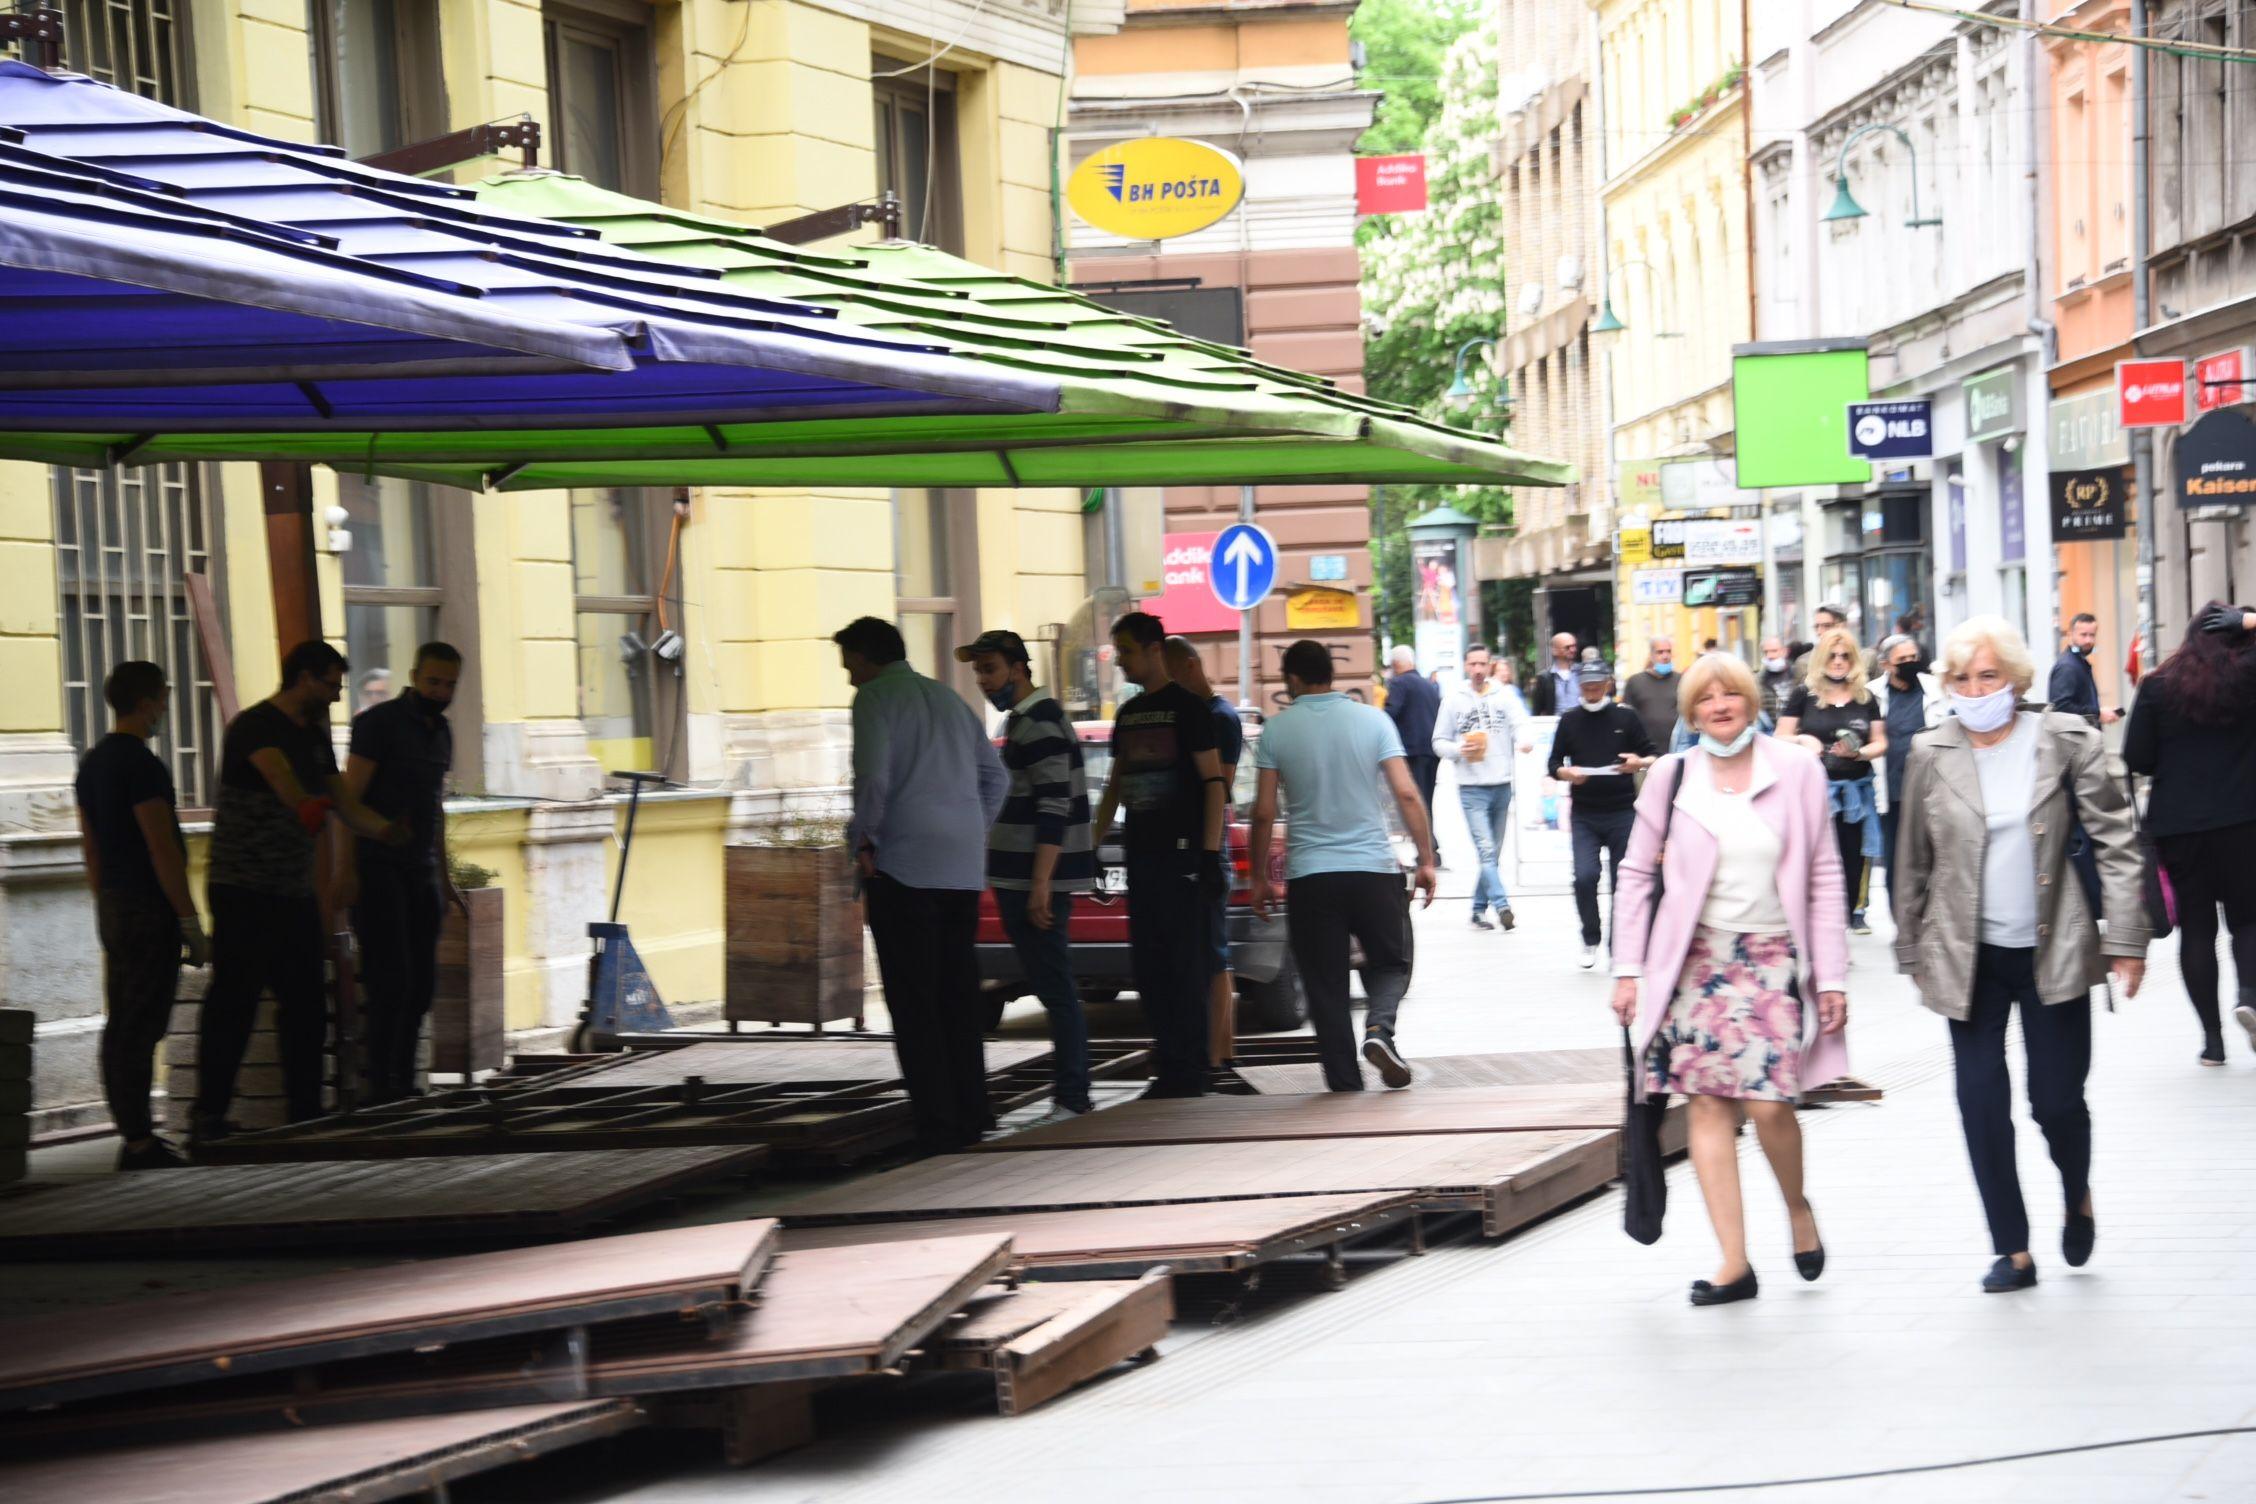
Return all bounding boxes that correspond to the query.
[1099,867,1128,893]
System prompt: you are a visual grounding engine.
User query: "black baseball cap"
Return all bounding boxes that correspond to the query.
[1577,661,1615,684]
[954,629,1030,666]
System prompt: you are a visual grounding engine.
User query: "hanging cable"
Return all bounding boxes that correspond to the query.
[1879,0,2256,61]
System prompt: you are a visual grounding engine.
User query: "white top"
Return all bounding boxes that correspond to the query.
[1972,714,2041,948]
[1432,681,1527,786]
[1680,775,1790,933]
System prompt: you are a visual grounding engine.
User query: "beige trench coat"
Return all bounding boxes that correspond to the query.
[1892,708,2149,1019]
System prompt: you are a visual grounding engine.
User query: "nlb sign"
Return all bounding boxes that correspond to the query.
[2117,358,2190,429]
[1067,139,1245,241]
[1846,399,1934,460]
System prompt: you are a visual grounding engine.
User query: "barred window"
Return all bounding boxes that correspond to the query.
[54,466,225,808]
[27,1,194,105]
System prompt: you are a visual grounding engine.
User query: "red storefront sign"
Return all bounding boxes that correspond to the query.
[1142,532,1241,635]
[2117,358,2189,429]
[1355,154,1428,216]
[2196,347,2251,411]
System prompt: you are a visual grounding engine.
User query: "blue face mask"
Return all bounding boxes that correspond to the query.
[1700,723,1758,758]
[1652,661,1675,677]
[985,685,1020,713]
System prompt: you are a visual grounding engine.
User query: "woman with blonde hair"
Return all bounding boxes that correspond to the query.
[1775,626,1886,935]
[1895,616,2148,1292]
[1612,652,1849,1305]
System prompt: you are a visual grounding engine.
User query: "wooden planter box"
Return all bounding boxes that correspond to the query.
[727,846,864,1027]
[431,886,505,1076]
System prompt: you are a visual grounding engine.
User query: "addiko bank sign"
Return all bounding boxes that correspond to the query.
[1067,138,1246,241]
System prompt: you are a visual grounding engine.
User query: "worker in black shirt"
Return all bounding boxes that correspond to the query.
[195,641,408,1143]
[1093,612,1227,1098]
[1548,661,1658,968]
[2046,613,2122,728]
[342,642,465,1103]
[73,661,207,1170]
[1163,635,1244,1062]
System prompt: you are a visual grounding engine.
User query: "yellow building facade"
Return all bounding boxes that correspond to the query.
[0,0,1095,1122]
[1593,0,1754,672]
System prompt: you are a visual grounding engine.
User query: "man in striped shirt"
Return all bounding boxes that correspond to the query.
[960,629,1095,1120]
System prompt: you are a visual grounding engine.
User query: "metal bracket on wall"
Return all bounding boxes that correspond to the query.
[359,117,541,177]
[763,192,903,246]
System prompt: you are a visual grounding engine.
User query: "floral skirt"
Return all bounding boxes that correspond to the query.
[1644,927,1805,1102]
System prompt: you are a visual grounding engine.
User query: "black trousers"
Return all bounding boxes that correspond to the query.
[2157,820,2256,1038]
[1834,814,1870,919]
[1287,871,1412,1092]
[353,862,443,1102]
[1569,804,1636,946]
[1948,944,2093,1257]
[197,882,328,1124]
[864,875,989,1152]
[95,889,181,1140]
[1127,858,1210,1096]
[1405,754,1441,860]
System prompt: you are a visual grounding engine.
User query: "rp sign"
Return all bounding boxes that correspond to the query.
[2117,358,2190,429]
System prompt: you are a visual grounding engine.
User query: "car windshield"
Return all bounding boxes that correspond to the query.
[1081,736,1261,809]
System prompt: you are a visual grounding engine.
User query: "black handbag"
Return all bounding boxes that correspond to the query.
[1622,757,1685,1246]
[2128,775,2176,941]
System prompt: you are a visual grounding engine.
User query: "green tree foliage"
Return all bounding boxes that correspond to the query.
[1350,0,1484,160]
[1359,16,1508,646]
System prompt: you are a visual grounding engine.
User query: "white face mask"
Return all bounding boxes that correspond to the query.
[1763,656,1786,673]
[1950,685,2017,733]
[1700,723,1757,758]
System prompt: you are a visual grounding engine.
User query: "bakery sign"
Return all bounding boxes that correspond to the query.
[2048,467,2129,540]
[2175,407,2256,508]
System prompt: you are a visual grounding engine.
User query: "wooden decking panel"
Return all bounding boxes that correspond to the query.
[570,1039,1051,1089]
[0,1147,766,1258]
[979,1083,1637,1150]
[1231,1047,1623,1095]
[0,1400,641,1504]
[778,1193,1419,1274]
[777,1132,1608,1230]
[932,1272,1172,1415]
[0,1220,779,1412]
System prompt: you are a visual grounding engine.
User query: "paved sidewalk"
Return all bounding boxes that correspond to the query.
[515,865,2256,1504]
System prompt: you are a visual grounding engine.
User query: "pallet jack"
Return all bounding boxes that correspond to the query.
[570,770,677,1050]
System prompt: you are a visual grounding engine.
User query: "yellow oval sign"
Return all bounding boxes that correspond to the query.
[1067,138,1246,241]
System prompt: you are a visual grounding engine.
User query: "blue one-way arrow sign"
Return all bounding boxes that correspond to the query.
[1208,522,1279,612]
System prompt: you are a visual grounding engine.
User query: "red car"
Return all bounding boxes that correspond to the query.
[976,720,1307,1032]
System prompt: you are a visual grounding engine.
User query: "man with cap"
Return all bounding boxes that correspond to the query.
[960,629,1095,1122]
[1546,661,1657,968]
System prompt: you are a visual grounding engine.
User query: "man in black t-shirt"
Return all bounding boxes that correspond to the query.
[73,661,206,1170]
[1094,613,1226,1097]
[1164,635,1244,1062]
[1547,663,1657,966]
[196,641,407,1141]
[343,642,464,1103]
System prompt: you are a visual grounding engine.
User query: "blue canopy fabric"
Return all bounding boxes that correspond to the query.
[0,62,1058,430]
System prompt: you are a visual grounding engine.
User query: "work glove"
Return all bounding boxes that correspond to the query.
[294,795,335,834]
[1196,849,1227,902]
[179,914,211,969]
[2197,603,2251,636]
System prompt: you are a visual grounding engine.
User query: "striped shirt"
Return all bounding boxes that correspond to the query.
[987,689,1095,892]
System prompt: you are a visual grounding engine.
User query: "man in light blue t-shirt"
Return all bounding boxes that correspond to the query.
[1250,640,1438,1091]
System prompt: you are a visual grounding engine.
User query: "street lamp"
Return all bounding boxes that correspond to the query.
[1821,122,1942,228]
[1587,258,1683,339]
[1446,337,1513,411]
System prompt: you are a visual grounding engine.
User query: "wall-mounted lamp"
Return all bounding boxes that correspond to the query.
[1822,122,1942,228]
[1446,337,1514,411]
[1588,258,1684,338]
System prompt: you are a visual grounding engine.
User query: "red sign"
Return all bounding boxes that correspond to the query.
[2117,358,2189,429]
[2196,347,2251,411]
[1355,154,1428,216]
[1142,532,1240,635]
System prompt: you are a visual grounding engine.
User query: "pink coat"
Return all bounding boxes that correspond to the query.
[1611,737,1851,1102]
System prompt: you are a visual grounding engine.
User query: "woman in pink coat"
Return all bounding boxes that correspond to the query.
[1610,653,1851,1306]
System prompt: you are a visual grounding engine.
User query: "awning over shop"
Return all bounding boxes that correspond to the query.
[0,138,632,385]
[0,63,1056,434]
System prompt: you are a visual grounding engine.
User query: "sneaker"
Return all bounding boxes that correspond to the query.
[1579,944,1599,969]
[2235,1002,2256,1053]
[1850,913,1873,936]
[1027,1103,1091,1128]
[1496,907,1516,931]
[2201,1035,2227,1067]
[1362,1033,1413,1089]
[1469,911,1495,931]
[116,1136,187,1172]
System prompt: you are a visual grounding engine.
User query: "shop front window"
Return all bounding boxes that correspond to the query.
[894,488,980,701]
[571,489,675,774]
[338,476,441,716]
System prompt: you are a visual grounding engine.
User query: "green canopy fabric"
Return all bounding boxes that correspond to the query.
[8,172,1571,491]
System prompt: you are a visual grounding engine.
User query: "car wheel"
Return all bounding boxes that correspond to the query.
[1238,953,1307,1033]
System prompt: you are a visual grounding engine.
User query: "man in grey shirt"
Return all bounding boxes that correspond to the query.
[837,616,1009,1153]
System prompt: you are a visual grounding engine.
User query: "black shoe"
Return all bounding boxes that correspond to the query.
[2201,1034,2226,1067]
[2064,1211,2096,1268]
[1982,1256,2038,1293]
[187,1114,240,1150]
[1689,1268,1759,1306]
[1362,1033,1413,1089]
[1497,907,1517,931]
[116,1136,187,1172]
[1469,911,1495,931]
[1850,912,1872,936]
[1793,1206,1825,1281]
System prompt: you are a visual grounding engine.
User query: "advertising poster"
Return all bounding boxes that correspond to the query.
[1509,716,1576,895]
[1412,535,1465,676]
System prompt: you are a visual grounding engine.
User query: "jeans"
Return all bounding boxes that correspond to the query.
[864,875,990,1152]
[352,862,443,1102]
[1458,781,1514,916]
[1127,858,1210,1096]
[1286,871,1413,1091]
[95,889,181,1140]
[992,887,1092,1112]
[1569,804,1636,946]
[1948,944,2093,1257]
[197,883,328,1124]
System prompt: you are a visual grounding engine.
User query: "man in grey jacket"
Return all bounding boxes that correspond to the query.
[1434,644,1527,931]
[838,616,1009,1153]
